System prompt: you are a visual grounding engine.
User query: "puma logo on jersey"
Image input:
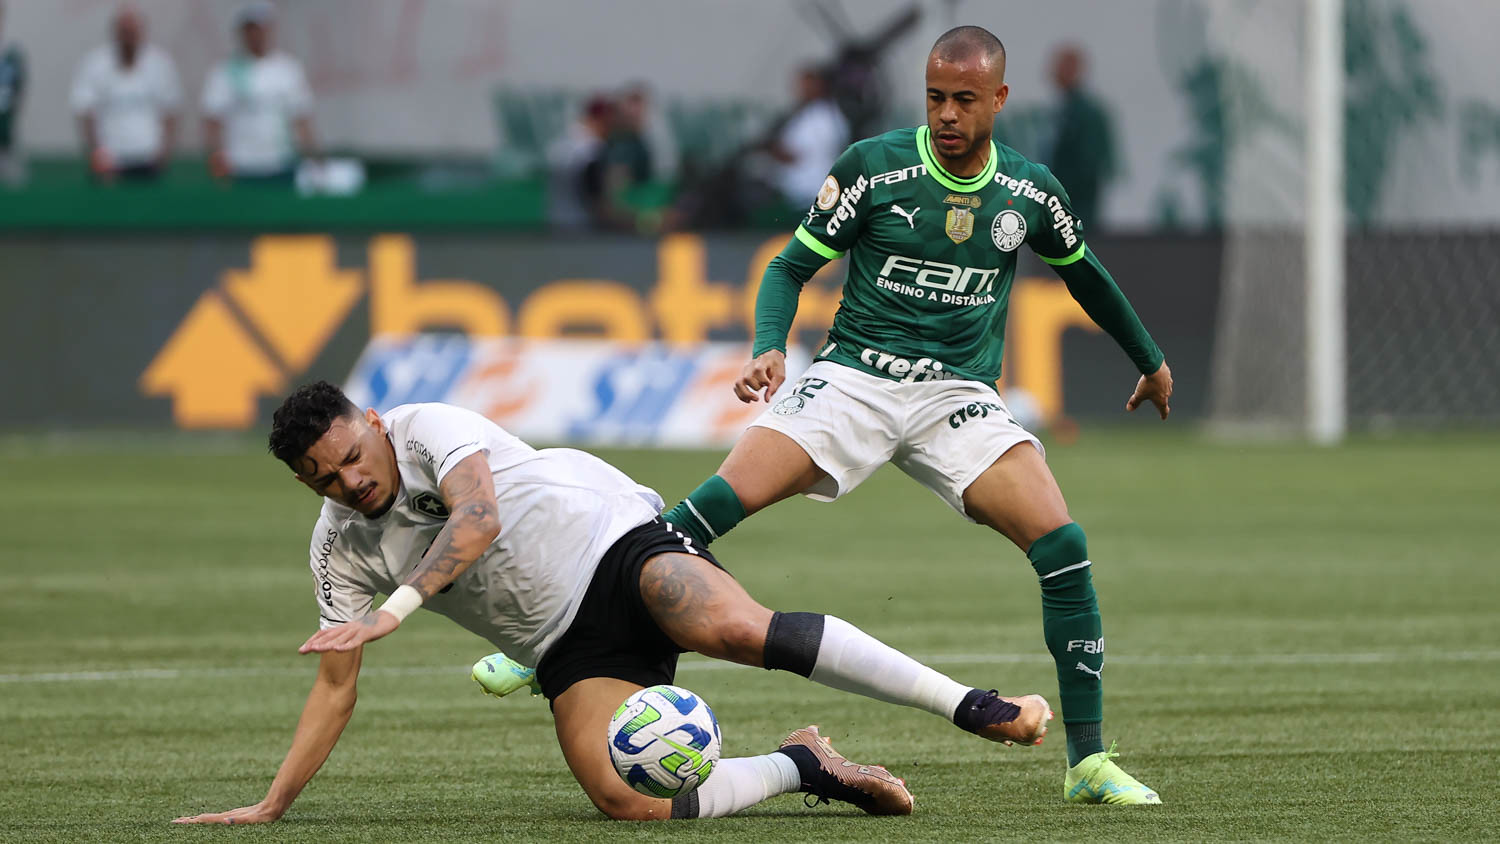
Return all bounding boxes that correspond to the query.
[1075,662,1103,679]
[890,204,919,228]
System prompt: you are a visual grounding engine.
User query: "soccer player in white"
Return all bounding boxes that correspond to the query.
[173,382,1054,825]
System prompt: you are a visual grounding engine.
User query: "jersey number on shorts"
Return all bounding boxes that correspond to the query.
[794,378,829,399]
[772,378,828,416]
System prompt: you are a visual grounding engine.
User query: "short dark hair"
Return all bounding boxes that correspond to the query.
[930,25,1007,77]
[268,381,360,469]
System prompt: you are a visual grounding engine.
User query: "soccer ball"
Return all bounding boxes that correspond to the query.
[607,684,721,798]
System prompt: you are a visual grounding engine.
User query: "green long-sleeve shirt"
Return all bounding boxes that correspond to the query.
[752,126,1162,384]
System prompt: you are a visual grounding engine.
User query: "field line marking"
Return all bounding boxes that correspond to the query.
[3,650,1499,685]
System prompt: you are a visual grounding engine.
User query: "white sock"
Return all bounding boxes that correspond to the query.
[684,752,801,818]
[808,615,971,719]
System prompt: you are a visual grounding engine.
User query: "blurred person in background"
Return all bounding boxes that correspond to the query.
[71,4,181,183]
[201,1,317,183]
[548,94,615,230]
[767,64,848,209]
[626,80,678,185]
[605,83,654,187]
[0,0,26,186]
[600,82,676,233]
[1043,45,1116,227]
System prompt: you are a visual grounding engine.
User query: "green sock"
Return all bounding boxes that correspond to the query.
[662,475,746,548]
[1027,522,1106,767]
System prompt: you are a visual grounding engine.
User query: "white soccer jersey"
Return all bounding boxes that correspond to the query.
[306,403,663,666]
[201,51,312,175]
[70,44,181,166]
[775,99,849,205]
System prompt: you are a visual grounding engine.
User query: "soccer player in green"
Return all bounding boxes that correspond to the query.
[660,25,1171,804]
[477,24,1168,803]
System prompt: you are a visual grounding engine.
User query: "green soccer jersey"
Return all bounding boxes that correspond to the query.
[791,125,1090,385]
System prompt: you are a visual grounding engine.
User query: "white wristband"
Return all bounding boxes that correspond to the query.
[378,585,423,623]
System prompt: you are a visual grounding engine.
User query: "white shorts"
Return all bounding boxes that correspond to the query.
[749,360,1044,521]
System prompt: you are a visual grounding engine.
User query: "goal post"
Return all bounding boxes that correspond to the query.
[1205,0,1499,438]
[1305,0,1346,444]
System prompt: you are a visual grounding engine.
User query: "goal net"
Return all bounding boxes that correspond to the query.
[1180,0,1500,436]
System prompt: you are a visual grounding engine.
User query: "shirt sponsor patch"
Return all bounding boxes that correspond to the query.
[313,527,339,608]
[870,164,924,185]
[824,174,869,237]
[815,175,840,211]
[945,207,975,244]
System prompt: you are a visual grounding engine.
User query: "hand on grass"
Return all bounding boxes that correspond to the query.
[172,801,280,825]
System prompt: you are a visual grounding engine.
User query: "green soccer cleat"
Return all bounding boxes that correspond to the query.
[471,652,542,698]
[1064,741,1161,805]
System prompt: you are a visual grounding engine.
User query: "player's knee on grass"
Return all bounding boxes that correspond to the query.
[554,678,674,821]
[586,779,668,821]
[571,732,670,820]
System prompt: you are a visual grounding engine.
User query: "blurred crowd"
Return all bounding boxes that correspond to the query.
[530,44,1117,232]
[551,64,852,233]
[2,0,317,186]
[547,83,667,232]
[0,0,1118,229]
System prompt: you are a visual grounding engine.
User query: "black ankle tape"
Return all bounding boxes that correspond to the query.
[953,688,1020,734]
[775,744,818,789]
[670,791,699,818]
[953,688,988,732]
[762,611,825,678]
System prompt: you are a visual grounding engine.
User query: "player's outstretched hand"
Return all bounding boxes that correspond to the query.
[1126,361,1173,420]
[734,349,787,403]
[172,802,281,825]
[299,610,400,654]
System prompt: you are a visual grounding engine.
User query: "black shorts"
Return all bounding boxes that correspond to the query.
[536,518,726,702]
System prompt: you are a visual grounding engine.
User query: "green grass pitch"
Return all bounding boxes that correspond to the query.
[2,429,1497,842]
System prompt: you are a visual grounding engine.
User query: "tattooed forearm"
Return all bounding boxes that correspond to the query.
[405,526,471,599]
[403,454,500,600]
